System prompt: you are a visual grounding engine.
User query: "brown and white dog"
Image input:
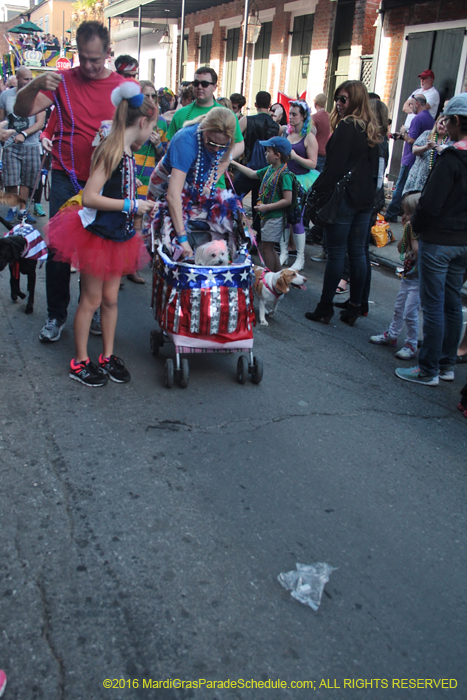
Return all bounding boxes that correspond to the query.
[253,266,307,325]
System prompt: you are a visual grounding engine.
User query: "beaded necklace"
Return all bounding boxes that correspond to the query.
[53,74,81,194]
[399,221,419,275]
[257,164,288,219]
[193,125,224,197]
[122,152,137,232]
[429,133,449,171]
[137,142,154,178]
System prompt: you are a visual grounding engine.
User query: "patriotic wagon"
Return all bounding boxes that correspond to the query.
[150,243,263,388]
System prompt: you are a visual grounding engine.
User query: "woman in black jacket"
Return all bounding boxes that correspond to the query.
[305,81,380,325]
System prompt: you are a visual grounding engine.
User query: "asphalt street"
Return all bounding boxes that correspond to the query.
[1,233,466,700]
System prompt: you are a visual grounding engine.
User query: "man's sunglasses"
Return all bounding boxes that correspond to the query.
[193,79,214,88]
[335,95,349,104]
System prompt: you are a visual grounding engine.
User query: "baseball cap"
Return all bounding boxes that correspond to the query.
[418,70,434,80]
[443,93,467,117]
[158,87,175,98]
[258,136,292,156]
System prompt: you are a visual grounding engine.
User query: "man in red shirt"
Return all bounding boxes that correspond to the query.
[15,21,125,342]
[312,93,331,172]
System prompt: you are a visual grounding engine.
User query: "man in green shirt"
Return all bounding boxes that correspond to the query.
[167,66,244,188]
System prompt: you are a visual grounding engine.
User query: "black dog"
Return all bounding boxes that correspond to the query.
[0,234,37,314]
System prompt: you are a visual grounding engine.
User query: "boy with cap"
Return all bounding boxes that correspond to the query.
[232,137,293,271]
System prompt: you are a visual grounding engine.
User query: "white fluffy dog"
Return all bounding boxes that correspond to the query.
[194,240,230,266]
[253,266,307,325]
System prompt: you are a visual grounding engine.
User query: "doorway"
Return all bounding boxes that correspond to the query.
[328,0,355,111]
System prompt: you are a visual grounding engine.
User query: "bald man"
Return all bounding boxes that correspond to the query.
[0,66,45,223]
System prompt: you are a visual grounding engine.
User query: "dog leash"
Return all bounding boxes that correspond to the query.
[20,152,48,223]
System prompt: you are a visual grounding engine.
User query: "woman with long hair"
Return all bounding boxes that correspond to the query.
[146,106,237,258]
[305,80,381,326]
[282,99,319,270]
[335,97,390,314]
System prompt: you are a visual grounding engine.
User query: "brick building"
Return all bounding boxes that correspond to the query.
[372,0,467,175]
[106,0,381,111]
[106,0,467,124]
[0,15,26,57]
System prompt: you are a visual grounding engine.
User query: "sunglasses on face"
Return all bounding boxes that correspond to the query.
[206,139,230,149]
[145,93,157,98]
[193,79,214,88]
[335,95,349,104]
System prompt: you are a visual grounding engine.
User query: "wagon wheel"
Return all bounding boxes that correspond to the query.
[236,355,249,384]
[165,358,174,388]
[251,356,263,384]
[179,358,189,388]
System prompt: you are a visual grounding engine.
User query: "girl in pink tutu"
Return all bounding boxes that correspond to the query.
[47,82,156,387]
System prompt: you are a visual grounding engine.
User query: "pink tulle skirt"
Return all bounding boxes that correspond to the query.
[46,206,150,280]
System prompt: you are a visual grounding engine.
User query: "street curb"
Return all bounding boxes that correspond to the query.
[369,249,398,271]
[369,249,467,300]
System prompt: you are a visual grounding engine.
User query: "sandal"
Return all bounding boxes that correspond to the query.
[455,354,467,364]
[335,285,347,294]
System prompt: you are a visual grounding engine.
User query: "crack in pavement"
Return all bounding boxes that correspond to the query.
[147,407,450,435]
[36,573,66,700]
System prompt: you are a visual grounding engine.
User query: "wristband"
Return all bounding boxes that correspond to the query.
[21,131,28,139]
[122,199,131,213]
[176,231,188,243]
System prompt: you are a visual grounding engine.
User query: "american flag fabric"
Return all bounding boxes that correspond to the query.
[152,247,256,346]
[4,224,48,264]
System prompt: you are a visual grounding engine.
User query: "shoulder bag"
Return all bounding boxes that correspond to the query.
[305,155,365,227]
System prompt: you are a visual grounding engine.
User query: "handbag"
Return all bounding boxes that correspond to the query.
[305,156,365,227]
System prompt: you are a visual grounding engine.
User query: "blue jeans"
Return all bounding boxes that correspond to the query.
[46,170,86,323]
[385,164,410,221]
[320,197,372,305]
[418,240,467,376]
[316,155,326,173]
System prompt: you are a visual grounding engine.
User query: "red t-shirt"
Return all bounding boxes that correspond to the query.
[312,108,331,157]
[42,67,125,181]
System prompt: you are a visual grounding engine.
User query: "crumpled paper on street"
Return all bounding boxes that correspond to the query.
[278,562,336,611]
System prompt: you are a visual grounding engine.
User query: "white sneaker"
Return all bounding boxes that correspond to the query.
[310,250,327,262]
[39,318,65,342]
[439,368,455,381]
[395,343,417,360]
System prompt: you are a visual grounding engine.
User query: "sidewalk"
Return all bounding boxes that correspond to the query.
[366,220,467,298]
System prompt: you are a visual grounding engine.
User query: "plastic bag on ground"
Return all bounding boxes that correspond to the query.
[278,562,336,611]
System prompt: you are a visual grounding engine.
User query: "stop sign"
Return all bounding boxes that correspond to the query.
[56,57,71,70]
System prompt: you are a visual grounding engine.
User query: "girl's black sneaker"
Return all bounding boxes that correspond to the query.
[98,354,131,383]
[69,358,108,387]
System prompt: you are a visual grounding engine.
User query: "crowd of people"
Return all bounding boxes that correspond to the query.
[0,20,466,418]
[11,32,67,52]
